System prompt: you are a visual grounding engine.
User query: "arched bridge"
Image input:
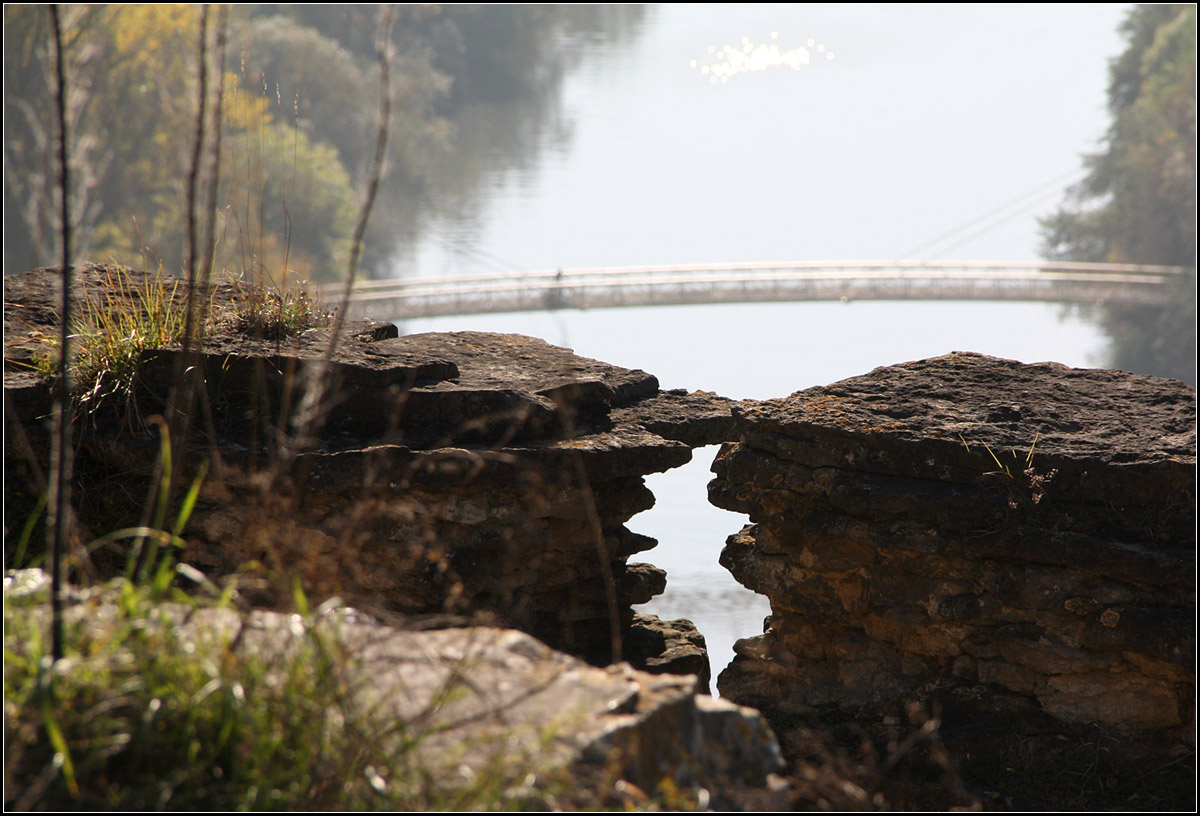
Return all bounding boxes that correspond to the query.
[322,260,1188,320]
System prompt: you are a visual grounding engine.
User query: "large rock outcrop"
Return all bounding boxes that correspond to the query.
[3,266,737,689]
[710,352,1195,744]
[9,267,1195,806]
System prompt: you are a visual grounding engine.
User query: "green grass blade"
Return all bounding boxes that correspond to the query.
[292,577,311,617]
[981,441,1012,478]
[90,527,187,555]
[172,460,209,538]
[38,669,79,798]
[152,418,173,534]
[12,492,48,569]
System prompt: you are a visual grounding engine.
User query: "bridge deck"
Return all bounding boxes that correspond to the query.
[320,261,1187,320]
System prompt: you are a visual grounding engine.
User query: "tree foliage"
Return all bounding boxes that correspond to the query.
[4,5,359,283]
[1040,4,1196,384]
[5,5,198,274]
[5,4,646,283]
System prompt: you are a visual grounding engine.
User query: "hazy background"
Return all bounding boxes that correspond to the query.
[400,4,1131,274]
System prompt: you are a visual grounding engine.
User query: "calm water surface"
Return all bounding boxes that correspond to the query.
[392,5,1126,687]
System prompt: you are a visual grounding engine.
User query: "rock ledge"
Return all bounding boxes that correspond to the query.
[711,352,1195,743]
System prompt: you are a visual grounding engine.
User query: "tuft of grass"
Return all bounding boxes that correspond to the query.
[5,577,362,810]
[959,432,1057,509]
[222,278,333,342]
[27,265,334,409]
[33,266,188,410]
[3,572,634,811]
[959,432,1039,480]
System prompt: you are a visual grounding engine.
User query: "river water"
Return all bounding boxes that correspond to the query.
[389,4,1130,687]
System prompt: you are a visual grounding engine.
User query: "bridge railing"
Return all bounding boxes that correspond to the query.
[319,261,1188,319]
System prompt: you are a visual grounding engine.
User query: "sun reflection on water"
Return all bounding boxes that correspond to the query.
[689,31,833,83]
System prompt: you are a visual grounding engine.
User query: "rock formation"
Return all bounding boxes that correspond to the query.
[7,267,1196,806]
[3,265,734,689]
[709,352,1195,747]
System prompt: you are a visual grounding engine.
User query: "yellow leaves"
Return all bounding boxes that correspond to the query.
[108,4,197,62]
[8,4,359,284]
[224,73,276,133]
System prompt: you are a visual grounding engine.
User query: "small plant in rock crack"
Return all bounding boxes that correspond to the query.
[959,432,1058,510]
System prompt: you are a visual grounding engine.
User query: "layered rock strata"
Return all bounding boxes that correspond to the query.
[3,266,738,688]
[710,352,1195,741]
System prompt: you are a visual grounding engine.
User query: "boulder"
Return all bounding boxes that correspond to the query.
[710,352,1195,743]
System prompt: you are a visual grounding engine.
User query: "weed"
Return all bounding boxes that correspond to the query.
[4,569,626,810]
[960,431,1037,481]
[6,579,336,809]
[220,278,333,342]
[34,266,188,412]
[23,264,333,409]
[960,432,1058,509]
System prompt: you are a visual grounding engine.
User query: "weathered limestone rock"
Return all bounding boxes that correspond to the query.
[612,388,746,448]
[627,611,712,690]
[711,352,1195,742]
[165,331,716,678]
[3,266,721,687]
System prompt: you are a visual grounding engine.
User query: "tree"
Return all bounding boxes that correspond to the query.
[4,5,199,274]
[1040,4,1196,384]
[6,4,648,282]
[4,5,361,284]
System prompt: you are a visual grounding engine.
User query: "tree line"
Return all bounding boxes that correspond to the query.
[1040,4,1195,384]
[4,4,646,284]
[7,5,1190,384]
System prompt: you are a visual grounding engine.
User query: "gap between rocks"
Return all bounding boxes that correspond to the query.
[635,445,770,692]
